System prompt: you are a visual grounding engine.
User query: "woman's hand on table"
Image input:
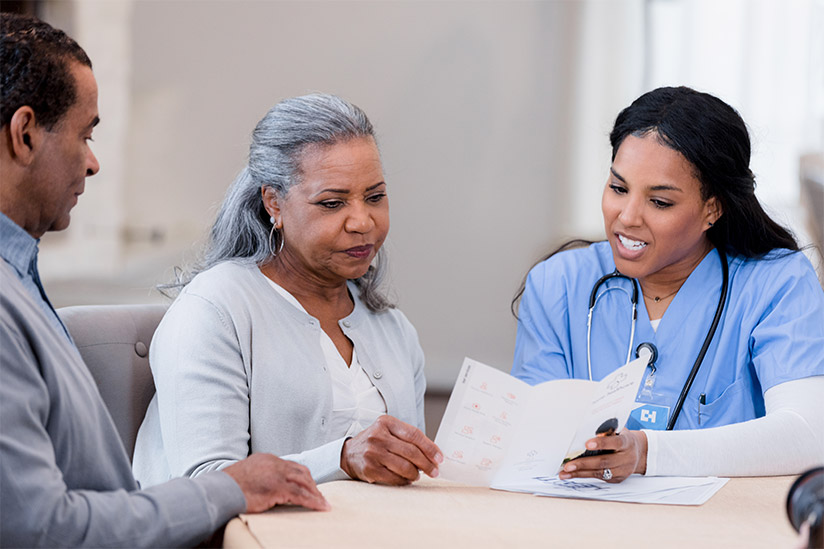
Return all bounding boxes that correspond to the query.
[340,415,443,485]
[559,430,648,483]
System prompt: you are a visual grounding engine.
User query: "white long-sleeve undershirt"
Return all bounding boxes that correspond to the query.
[644,376,824,477]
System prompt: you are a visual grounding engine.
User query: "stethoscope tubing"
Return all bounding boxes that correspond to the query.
[586,272,638,382]
[666,249,729,429]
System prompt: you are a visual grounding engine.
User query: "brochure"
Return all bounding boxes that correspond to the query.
[434,356,648,487]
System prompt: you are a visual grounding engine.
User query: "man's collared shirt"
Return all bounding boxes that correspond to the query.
[0,211,71,340]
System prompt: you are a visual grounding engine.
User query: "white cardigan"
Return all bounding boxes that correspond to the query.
[133,261,426,486]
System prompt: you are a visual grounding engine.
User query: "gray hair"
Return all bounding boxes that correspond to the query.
[167,93,392,312]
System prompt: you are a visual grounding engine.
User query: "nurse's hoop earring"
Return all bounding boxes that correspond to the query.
[268,219,285,257]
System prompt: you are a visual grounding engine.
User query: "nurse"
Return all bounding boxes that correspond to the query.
[512,87,824,483]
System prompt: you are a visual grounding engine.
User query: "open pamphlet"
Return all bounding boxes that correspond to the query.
[433,357,728,505]
[434,356,648,487]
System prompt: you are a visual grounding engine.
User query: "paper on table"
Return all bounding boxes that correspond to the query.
[495,474,729,505]
[434,356,648,487]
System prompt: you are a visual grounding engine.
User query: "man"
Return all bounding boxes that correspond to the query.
[0,13,328,547]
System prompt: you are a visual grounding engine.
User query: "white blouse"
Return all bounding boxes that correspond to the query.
[264,276,387,439]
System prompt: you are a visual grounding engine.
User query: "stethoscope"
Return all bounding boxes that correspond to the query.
[585,250,729,430]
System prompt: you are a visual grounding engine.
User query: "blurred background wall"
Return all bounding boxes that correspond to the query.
[8,0,823,394]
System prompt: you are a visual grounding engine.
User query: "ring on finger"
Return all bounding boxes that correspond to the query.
[602,468,613,481]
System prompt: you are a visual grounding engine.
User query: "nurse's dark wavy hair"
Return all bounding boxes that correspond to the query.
[610,86,798,257]
[511,86,799,316]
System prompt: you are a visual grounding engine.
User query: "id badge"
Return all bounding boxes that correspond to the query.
[627,403,670,431]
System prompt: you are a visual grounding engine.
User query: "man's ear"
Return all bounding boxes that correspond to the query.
[8,107,40,165]
[261,186,283,227]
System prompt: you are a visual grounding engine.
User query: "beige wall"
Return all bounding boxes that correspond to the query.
[41,0,645,389]
[38,0,821,390]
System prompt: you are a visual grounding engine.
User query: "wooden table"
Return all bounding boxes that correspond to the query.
[224,476,799,548]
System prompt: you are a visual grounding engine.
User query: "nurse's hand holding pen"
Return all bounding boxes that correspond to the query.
[559,430,649,483]
[340,415,444,486]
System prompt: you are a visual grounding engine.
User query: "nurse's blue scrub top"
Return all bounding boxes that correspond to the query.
[512,241,824,430]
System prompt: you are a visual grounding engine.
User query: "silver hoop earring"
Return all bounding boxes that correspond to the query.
[268,224,285,257]
[270,216,275,225]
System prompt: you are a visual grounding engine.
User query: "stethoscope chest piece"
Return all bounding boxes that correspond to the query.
[635,342,658,372]
[636,341,659,394]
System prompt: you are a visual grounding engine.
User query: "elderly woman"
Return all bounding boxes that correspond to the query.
[134,94,442,486]
[512,87,824,482]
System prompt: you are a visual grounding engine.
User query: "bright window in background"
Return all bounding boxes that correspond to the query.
[645,0,824,246]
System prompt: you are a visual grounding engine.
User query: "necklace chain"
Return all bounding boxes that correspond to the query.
[642,288,679,303]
